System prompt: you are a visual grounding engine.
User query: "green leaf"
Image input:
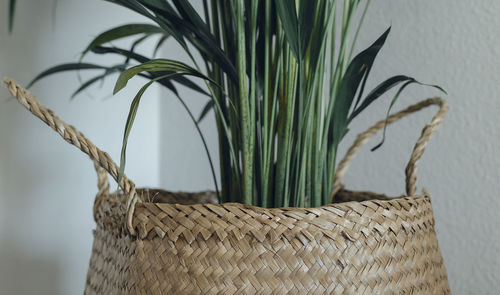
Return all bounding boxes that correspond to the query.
[82,23,165,57]
[28,63,110,88]
[92,46,210,97]
[126,34,153,64]
[103,0,155,20]
[113,59,216,94]
[134,1,189,48]
[92,45,149,63]
[117,73,172,186]
[153,35,168,57]
[69,64,137,99]
[371,80,446,151]
[332,27,391,145]
[197,100,215,123]
[117,73,221,199]
[298,0,318,56]
[71,71,118,99]
[8,0,16,33]
[172,0,211,36]
[274,0,299,58]
[139,0,238,80]
[349,75,411,121]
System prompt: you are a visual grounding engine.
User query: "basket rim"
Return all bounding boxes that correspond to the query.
[135,191,430,219]
[128,187,406,208]
[98,189,436,241]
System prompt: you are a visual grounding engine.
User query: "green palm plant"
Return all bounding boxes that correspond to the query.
[7,0,15,33]
[22,0,443,208]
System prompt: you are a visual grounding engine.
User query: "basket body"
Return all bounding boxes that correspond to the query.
[84,190,450,295]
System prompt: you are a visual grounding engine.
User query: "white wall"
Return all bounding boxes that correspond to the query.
[0,1,160,294]
[1,1,499,295]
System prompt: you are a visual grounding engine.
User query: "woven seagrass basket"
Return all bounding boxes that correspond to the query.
[5,78,451,294]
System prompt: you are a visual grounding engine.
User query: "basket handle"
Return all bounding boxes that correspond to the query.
[4,78,139,235]
[332,97,448,200]
[93,160,110,222]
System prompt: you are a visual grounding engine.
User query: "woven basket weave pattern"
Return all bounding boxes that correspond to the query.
[85,191,450,294]
[4,79,451,294]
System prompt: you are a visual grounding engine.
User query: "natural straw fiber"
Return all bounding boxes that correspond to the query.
[4,78,451,294]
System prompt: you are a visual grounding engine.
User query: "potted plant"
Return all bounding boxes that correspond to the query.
[5,0,451,294]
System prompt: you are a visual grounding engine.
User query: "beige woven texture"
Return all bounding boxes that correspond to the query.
[4,78,451,294]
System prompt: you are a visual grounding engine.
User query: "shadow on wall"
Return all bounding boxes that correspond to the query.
[0,237,62,295]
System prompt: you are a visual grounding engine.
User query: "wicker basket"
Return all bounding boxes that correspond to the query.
[5,78,451,294]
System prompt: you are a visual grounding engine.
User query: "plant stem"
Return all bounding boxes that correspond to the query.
[236,0,253,204]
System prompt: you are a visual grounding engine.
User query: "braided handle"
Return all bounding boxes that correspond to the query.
[332,97,448,199]
[93,161,110,222]
[4,78,139,235]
